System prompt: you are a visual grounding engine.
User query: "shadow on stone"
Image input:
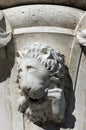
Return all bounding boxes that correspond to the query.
[80,46,86,56]
[0,38,15,82]
[39,122,60,130]
[62,69,76,129]
[37,66,76,130]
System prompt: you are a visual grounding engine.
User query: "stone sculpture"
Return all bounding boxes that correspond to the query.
[17,43,71,124]
[0,2,85,129]
[0,10,12,48]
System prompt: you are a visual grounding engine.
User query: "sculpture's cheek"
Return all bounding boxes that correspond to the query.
[18,71,32,87]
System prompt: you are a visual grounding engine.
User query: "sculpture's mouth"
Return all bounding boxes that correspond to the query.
[27,87,48,100]
[29,95,47,103]
[21,86,48,103]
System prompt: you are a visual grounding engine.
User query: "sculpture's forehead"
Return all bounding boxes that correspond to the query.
[22,58,49,75]
[24,58,41,67]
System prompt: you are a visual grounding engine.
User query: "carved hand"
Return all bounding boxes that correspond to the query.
[48,88,66,122]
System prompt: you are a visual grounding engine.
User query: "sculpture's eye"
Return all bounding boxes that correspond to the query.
[26,65,36,72]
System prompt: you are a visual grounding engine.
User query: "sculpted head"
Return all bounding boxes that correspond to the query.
[17,43,66,100]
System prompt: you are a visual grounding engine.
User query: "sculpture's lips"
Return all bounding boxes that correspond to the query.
[28,88,48,100]
[29,96,47,103]
[21,86,48,100]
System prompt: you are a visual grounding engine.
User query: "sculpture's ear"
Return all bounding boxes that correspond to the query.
[50,76,60,83]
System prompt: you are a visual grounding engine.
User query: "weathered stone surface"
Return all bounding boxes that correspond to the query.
[0,0,86,9]
[0,4,86,130]
[3,5,84,29]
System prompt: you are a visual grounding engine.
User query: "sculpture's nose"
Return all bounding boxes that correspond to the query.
[23,87,31,94]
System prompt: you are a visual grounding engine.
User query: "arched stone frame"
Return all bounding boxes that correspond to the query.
[0,4,86,130]
[0,0,86,9]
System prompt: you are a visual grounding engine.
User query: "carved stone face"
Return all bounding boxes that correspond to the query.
[18,58,50,99]
[17,43,69,123]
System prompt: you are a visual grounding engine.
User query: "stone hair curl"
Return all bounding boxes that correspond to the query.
[17,43,67,79]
